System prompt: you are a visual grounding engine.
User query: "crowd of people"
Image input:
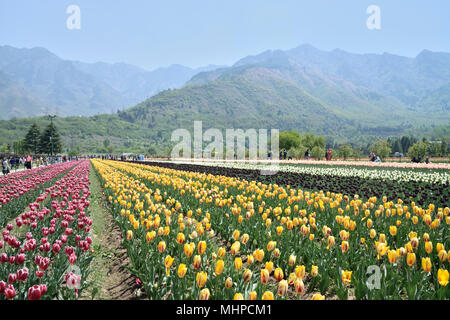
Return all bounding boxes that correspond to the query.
[1,154,79,175]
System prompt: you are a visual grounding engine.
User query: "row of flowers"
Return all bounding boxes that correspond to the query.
[170,158,450,170]
[162,160,449,185]
[93,159,449,300]
[0,165,50,185]
[128,160,449,209]
[0,161,82,228]
[0,160,93,300]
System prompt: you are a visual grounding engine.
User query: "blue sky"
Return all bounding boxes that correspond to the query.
[0,0,448,70]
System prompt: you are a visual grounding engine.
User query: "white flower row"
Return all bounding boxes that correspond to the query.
[143,160,450,185]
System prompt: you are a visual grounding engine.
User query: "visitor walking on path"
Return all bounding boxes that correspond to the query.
[2,158,10,175]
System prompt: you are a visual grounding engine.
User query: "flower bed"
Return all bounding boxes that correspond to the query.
[0,160,93,300]
[128,160,449,208]
[0,162,81,228]
[93,159,450,300]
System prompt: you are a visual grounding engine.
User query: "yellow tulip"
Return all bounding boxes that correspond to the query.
[389,226,397,236]
[196,271,207,288]
[253,249,265,262]
[225,277,233,289]
[262,291,274,300]
[199,288,210,300]
[193,255,202,270]
[295,265,306,280]
[437,269,449,286]
[342,270,352,284]
[197,241,207,255]
[218,247,226,258]
[184,243,194,258]
[265,261,274,274]
[215,259,224,275]
[230,241,241,255]
[126,230,133,240]
[234,257,243,271]
[311,265,319,277]
[272,248,281,258]
[233,293,244,300]
[177,264,187,278]
[277,280,288,296]
[260,268,270,284]
[157,241,166,253]
[421,257,432,273]
[289,254,296,266]
[438,250,448,262]
[146,231,156,243]
[388,250,397,264]
[341,241,349,253]
[274,267,284,281]
[176,233,185,244]
[425,241,433,254]
[267,241,277,252]
[327,236,335,249]
[241,233,250,244]
[243,269,252,283]
[249,291,257,300]
[312,293,325,300]
[406,252,416,266]
[164,255,174,268]
[410,237,419,249]
[294,278,305,295]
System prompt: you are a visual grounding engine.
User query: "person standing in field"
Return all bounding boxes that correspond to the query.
[26,154,32,170]
[326,149,332,161]
[2,158,10,175]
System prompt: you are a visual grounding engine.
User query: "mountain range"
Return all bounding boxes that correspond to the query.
[0,45,225,119]
[0,44,449,153]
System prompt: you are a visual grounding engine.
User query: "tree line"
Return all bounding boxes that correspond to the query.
[3,122,63,155]
[279,131,449,162]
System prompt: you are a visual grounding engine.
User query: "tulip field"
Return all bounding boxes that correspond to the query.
[1,160,93,300]
[91,159,449,300]
[1,158,448,300]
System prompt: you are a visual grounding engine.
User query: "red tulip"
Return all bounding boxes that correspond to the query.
[16,253,25,265]
[69,253,77,264]
[36,270,44,278]
[52,243,61,253]
[4,285,15,299]
[40,284,47,295]
[28,285,42,300]
[17,268,29,281]
[0,281,6,294]
[8,273,17,284]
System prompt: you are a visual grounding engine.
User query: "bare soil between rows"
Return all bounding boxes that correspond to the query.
[82,165,146,300]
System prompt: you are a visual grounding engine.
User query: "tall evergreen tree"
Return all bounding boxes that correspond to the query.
[40,123,62,155]
[24,123,41,154]
[393,139,403,153]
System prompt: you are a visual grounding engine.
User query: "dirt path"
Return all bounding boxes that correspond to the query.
[82,163,145,300]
